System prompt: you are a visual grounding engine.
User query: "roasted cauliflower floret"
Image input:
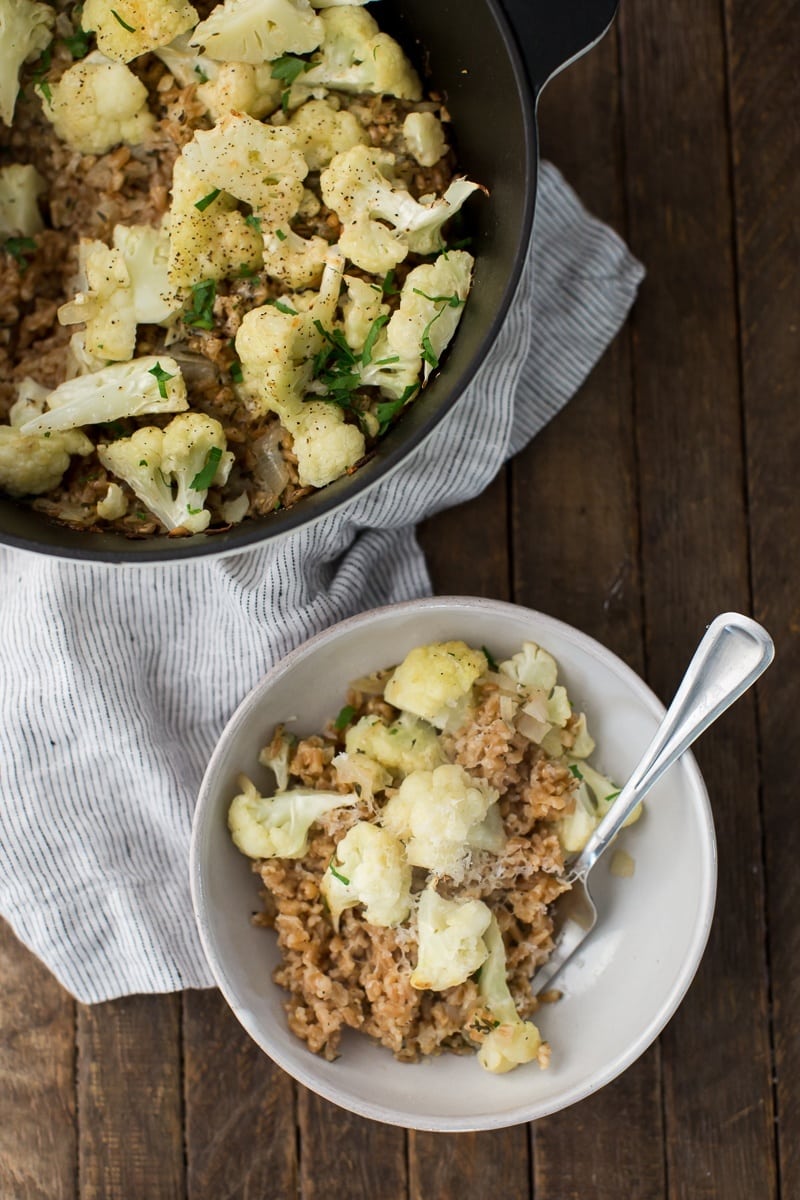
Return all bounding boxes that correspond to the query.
[190,0,323,64]
[301,7,421,100]
[0,164,45,237]
[228,774,357,859]
[166,156,263,289]
[197,61,282,119]
[262,228,329,290]
[37,53,155,156]
[381,763,498,876]
[97,411,232,533]
[320,821,412,929]
[332,751,391,803]
[410,887,491,991]
[320,144,479,272]
[19,357,188,435]
[287,97,367,171]
[402,111,447,167]
[499,641,559,693]
[476,916,544,1074]
[345,712,444,778]
[341,274,387,352]
[181,113,307,224]
[0,393,92,497]
[289,401,365,487]
[82,0,198,63]
[0,0,54,127]
[384,639,486,728]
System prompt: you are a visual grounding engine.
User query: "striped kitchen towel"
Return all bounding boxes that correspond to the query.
[0,163,644,1003]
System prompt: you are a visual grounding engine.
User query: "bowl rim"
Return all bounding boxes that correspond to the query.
[190,596,718,1130]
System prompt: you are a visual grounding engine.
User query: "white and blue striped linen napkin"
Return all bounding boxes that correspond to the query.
[0,163,644,1003]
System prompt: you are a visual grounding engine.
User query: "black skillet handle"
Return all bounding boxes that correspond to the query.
[501,0,619,96]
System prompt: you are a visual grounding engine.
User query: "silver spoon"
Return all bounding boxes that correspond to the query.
[531,612,774,996]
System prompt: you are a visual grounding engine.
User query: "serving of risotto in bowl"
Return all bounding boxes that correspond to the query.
[191,597,717,1130]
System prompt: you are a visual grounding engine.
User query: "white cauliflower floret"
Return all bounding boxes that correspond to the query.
[19,356,188,435]
[198,61,282,120]
[402,112,447,168]
[477,916,544,1074]
[166,156,263,289]
[60,225,176,364]
[190,0,323,64]
[500,641,559,693]
[82,0,198,63]
[302,8,421,100]
[258,727,296,792]
[321,145,479,271]
[288,98,367,170]
[320,821,411,929]
[0,0,54,127]
[58,240,134,361]
[236,251,365,487]
[98,412,233,533]
[153,31,218,87]
[262,227,328,289]
[384,639,486,728]
[0,164,45,236]
[381,763,498,876]
[181,113,307,224]
[557,760,641,853]
[332,751,391,803]
[228,774,356,859]
[360,251,474,392]
[341,274,387,352]
[37,53,155,156]
[0,393,92,497]
[345,712,444,778]
[96,482,128,520]
[410,888,491,991]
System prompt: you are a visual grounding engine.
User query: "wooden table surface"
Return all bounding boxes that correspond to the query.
[2,0,798,1196]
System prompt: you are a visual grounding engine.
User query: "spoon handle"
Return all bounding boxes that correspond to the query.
[569,612,774,881]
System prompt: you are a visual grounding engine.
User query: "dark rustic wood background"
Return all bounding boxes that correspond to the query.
[2,0,797,1195]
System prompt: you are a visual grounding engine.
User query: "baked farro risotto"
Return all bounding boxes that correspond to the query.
[229,638,637,1074]
[0,0,482,537]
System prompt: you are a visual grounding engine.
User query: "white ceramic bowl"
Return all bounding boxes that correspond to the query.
[190,597,717,1131]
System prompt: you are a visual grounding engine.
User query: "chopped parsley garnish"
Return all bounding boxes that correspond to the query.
[111,9,136,32]
[4,236,37,268]
[38,80,53,106]
[138,459,148,467]
[268,298,298,316]
[183,279,216,330]
[245,213,262,232]
[334,704,356,731]
[194,188,221,212]
[194,65,209,83]
[481,646,499,672]
[471,1016,500,1034]
[270,53,313,114]
[275,227,287,242]
[238,262,257,278]
[412,288,464,308]
[327,859,350,886]
[420,321,440,369]
[63,20,91,58]
[381,268,399,295]
[147,362,175,399]
[360,313,389,365]
[374,384,418,435]
[605,790,621,802]
[190,446,223,491]
[568,764,584,781]
[230,360,243,384]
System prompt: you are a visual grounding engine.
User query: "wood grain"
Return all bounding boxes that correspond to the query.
[183,989,298,1200]
[297,1087,407,1200]
[76,996,184,1200]
[419,469,510,599]
[0,919,76,1200]
[618,0,776,1196]
[409,1128,530,1200]
[723,0,800,1194]
[518,26,665,1200]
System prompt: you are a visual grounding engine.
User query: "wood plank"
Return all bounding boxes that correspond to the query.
[77,996,184,1200]
[418,469,510,599]
[0,919,77,1200]
[183,988,298,1199]
[409,1128,529,1200]
[723,0,800,1194]
[617,0,776,1196]
[297,1087,406,1200]
[514,26,665,1200]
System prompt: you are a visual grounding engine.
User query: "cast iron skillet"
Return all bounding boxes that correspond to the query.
[0,0,618,563]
